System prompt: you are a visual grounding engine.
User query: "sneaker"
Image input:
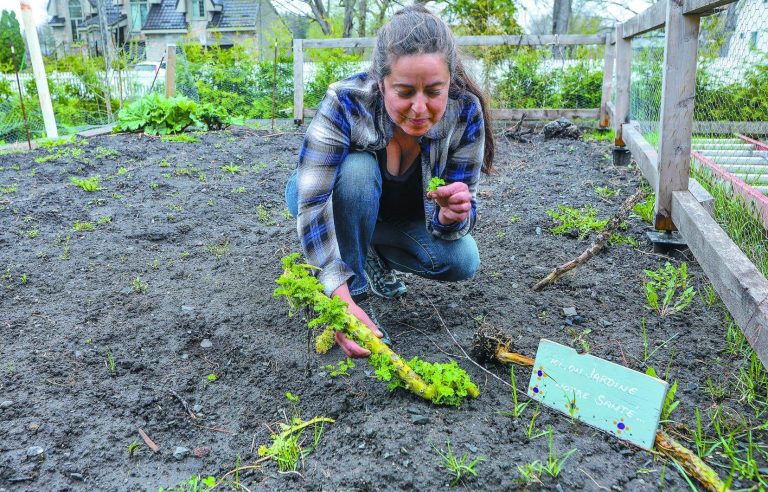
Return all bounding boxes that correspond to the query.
[353,293,392,346]
[364,247,407,299]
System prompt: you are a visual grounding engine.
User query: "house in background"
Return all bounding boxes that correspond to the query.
[46,0,287,60]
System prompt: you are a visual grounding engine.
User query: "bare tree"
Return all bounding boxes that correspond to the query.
[303,0,332,35]
[343,0,356,37]
[552,0,572,59]
[358,0,367,36]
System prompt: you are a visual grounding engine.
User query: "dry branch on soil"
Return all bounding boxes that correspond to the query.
[533,188,647,291]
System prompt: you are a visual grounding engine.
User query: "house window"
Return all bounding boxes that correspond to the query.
[750,31,758,49]
[130,0,149,31]
[193,0,206,19]
[68,0,83,41]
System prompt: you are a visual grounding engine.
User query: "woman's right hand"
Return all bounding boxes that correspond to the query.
[332,284,383,358]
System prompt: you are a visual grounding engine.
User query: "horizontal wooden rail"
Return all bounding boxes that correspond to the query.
[303,107,600,121]
[621,1,667,39]
[302,34,606,49]
[671,190,768,369]
[683,0,735,15]
[622,123,659,189]
[621,0,736,39]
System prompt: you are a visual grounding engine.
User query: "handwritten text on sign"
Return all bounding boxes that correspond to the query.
[527,339,668,449]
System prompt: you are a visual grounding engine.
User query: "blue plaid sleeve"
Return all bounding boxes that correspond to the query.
[296,89,355,296]
[431,95,484,239]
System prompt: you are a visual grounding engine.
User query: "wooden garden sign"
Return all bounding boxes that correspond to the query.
[527,339,668,449]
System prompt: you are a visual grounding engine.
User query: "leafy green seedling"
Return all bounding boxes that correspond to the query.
[647,367,679,421]
[427,176,446,193]
[221,164,241,174]
[105,350,116,374]
[161,134,200,143]
[542,426,577,478]
[324,358,355,377]
[207,373,217,382]
[258,394,334,472]
[127,440,141,457]
[70,176,100,192]
[632,192,655,224]
[594,186,619,198]
[547,204,608,240]
[644,262,695,316]
[436,439,485,486]
[72,221,94,232]
[132,276,148,294]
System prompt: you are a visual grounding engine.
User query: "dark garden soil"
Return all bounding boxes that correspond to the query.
[0,126,761,491]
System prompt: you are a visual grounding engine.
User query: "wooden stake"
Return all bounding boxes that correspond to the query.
[165,45,176,98]
[272,41,277,132]
[19,0,57,139]
[533,188,646,291]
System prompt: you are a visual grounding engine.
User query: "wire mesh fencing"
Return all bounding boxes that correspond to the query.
[0,45,166,145]
[298,42,607,114]
[175,42,294,125]
[692,0,768,196]
[630,30,665,150]
[480,43,605,111]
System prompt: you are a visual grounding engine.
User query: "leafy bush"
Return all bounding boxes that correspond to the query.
[115,93,227,135]
[493,48,603,109]
[177,42,294,120]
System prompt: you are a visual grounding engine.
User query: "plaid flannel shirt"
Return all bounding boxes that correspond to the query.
[296,72,485,296]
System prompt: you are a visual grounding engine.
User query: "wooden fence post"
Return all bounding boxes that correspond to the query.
[613,23,631,147]
[293,39,304,125]
[599,33,615,129]
[165,44,176,98]
[653,0,700,231]
[19,0,58,139]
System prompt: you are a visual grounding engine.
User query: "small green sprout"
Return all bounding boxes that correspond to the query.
[324,358,355,377]
[427,176,446,193]
[128,440,141,457]
[207,373,218,382]
[105,350,116,374]
[70,176,100,192]
[437,439,485,486]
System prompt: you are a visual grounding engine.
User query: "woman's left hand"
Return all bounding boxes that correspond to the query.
[427,182,472,225]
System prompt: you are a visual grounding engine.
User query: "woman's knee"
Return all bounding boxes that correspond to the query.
[284,170,299,217]
[333,152,381,205]
[439,236,480,281]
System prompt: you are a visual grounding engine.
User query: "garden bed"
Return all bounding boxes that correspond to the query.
[0,127,764,490]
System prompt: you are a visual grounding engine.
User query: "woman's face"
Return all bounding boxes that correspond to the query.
[381,53,450,138]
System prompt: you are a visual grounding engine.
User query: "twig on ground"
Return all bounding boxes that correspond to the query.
[169,389,196,419]
[138,428,160,453]
[580,468,609,490]
[533,188,646,291]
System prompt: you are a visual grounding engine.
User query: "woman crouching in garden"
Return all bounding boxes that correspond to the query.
[285,5,495,358]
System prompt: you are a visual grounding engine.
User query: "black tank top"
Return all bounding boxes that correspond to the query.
[376,148,424,220]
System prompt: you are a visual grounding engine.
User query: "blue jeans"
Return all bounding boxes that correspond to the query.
[285,152,480,297]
